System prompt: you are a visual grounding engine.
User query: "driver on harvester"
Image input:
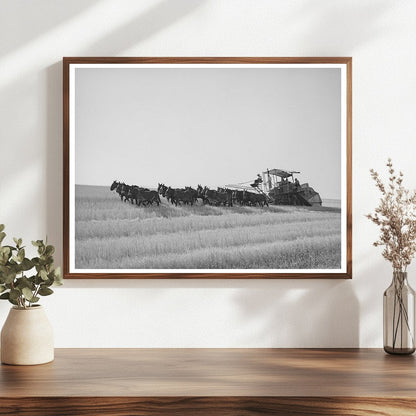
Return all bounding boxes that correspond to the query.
[251,174,263,188]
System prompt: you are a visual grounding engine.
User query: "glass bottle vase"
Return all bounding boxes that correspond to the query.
[383,271,415,355]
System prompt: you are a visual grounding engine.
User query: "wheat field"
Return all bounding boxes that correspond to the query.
[74,185,342,270]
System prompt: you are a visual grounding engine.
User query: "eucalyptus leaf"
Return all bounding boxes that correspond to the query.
[34,275,43,285]
[0,292,9,299]
[45,245,55,256]
[39,269,48,281]
[0,246,10,255]
[43,275,54,287]
[53,267,63,285]
[38,287,53,296]
[9,288,21,301]
[22,287,34,301]
[0,232,5,244]
[44,256,54,265]
[20,257,33,271]
[3,272,16,284]
[17,248,25,263]
[4,246,17,252]
[8,297,18,306]
[17,276,35,290]
[13,237,21,248]
[52,266,61,278]
[0,224,4,232]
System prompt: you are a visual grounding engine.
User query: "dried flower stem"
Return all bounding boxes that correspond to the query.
[366,159,416,272]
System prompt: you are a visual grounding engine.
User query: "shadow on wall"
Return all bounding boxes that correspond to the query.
[355,245,394,347]
[233,279,359,347]
[0,0,101,57]
[291,0,393,53]
[83,0,206,55]
[46,62,63,264]
[59,277,359,348]
[45,0,206,264]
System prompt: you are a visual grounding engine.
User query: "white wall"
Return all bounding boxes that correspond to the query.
[1,0,415,347]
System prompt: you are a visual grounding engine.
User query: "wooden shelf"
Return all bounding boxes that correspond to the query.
[1,348,415,415]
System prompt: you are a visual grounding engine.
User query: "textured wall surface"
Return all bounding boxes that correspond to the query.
[0,0,415,347]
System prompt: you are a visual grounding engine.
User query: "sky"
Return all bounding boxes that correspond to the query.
[74,66,342,199]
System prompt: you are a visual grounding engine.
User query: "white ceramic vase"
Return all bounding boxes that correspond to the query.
[1,305,54,365]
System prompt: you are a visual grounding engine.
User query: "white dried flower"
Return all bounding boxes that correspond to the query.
[367,159,416,272]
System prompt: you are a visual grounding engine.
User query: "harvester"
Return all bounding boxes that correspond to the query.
[225,168,322,206]
[261,168,322,206]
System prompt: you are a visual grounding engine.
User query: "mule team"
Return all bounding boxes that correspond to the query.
[110,181,268,207]
[110,181,160,206]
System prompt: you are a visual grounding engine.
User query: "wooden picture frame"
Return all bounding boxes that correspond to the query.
[63,57,352,279]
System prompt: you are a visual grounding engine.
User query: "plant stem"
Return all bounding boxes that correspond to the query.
[391,275,414,350]
[392,286,397,346]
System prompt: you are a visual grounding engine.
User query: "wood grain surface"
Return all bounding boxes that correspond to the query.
[1,349,415,415]
[1,397,416,416]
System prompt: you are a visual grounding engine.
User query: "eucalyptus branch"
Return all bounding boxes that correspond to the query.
[0,225,62,308]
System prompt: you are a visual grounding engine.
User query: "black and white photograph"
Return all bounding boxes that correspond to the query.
[64,58,351,278]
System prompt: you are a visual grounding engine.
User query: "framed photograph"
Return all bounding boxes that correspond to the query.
[63,57,352,279]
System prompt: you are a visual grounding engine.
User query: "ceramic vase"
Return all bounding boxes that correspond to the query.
[1,305,54,365]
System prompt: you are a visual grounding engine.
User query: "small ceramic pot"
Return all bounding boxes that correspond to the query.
[1,305,54,365]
